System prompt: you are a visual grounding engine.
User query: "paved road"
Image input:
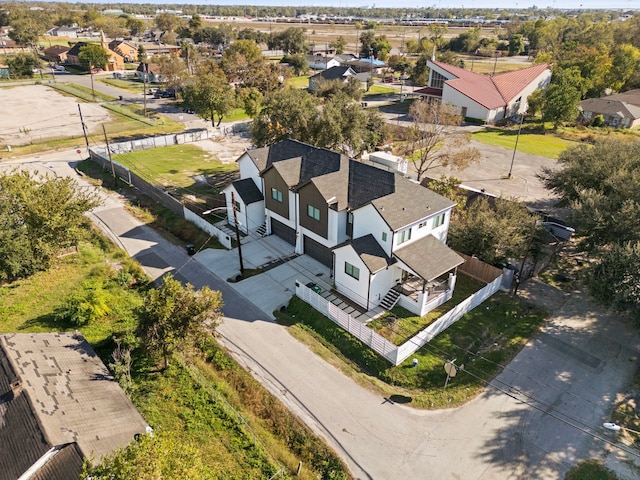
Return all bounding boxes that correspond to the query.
[3,149,640,479]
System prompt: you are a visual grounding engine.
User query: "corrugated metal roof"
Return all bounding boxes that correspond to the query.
[429,60,550,110]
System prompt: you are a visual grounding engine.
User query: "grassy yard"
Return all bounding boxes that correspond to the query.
[113,144,237,189]
[286,75,310,88]
[471,126,579,159]
[369,273,484,345]
[365,84,397,95]
[99,77,146,93]
[564,460,619,480]
[277,291,547,409]
[51,82,116,102]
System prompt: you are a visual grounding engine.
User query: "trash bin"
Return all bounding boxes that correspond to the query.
[186,244,195,256]
[119,95,123,101]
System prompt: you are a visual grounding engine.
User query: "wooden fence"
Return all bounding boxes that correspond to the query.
[456,252,503,283]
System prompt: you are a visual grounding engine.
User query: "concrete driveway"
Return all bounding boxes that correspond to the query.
[195,234,331,318]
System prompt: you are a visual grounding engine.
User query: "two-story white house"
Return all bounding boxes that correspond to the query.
[223,139,464,316]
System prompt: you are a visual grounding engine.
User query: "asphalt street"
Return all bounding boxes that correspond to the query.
[4,149,640,479]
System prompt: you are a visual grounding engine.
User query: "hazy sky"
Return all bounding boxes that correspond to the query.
[58,0,637,9]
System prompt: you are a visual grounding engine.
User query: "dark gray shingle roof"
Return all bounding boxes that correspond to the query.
[371,176,456,231]
[232,178,263,204]
[394,235,464,281]
[310,65,354,81]
[247,139,316,172]
[350,234,394,273]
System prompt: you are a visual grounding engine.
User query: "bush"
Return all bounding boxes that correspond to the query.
[591,114,605,127]
[55,279,112,326]
[564,460,618,479]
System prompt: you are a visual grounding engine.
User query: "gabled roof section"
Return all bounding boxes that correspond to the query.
[348,160,395,209]
[246,139,316,172]
[232,178,263,204]
[66,41,88,57]
[394,235,464,282]
[310,166,350,210]
[428,60,549,110]
[350,234,395,273]
[272,157,302,187]
[0,333,148,466]
[492,63,550,103]
[580,97,640,120]
[371,175,456,231]
[606,88,640,107]
[310,65,355,81]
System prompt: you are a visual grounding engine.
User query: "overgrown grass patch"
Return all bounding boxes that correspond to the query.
[368,274,484,345]
[113,143,237,189]
[471,127,578,159]
[277,291,547,408]
[99,77,145,93]
[76,159,221,251]
[50,82,116,102]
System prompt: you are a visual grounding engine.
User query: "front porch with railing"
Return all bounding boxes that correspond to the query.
[390,271,457,318]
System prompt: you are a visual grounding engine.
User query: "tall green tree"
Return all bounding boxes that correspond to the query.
[0,171,100,282]
[541,67,585,128]
[268,26,307,54]
[448,196,540,266]
[6,53,39,78]
[250,88,319,146]
[182,68,235,127]
[79,44,109,97]
[139,274,223,369]
[539,138,640,317]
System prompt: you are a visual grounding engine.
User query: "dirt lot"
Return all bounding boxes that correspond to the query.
[0,85,112,147]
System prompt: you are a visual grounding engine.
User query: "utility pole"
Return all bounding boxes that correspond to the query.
[508,113,525,179]
[77,104,90,154]
[143,62,148,118]
[231,192,245,276]
[101,124,117,188]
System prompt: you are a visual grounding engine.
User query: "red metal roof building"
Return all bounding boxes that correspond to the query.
[414,60,551,124]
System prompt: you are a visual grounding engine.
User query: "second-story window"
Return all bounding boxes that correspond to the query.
[430,70,446,89]
[271,188,283,202]
[307,204,320,221]
[381,232,387,242]
[397,228,412,245]
[345,262,360,280]
[234,200,241,212]
[433,213,445,228]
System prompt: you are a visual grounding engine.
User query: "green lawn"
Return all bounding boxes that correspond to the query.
[222,107,251,123]
[471,127,579,159]
[113,144,237,189]
[368,274,484,345]
[365,84,397,95]
[278,291,547,409]
[286,75,310,88]
[99,77,145,93]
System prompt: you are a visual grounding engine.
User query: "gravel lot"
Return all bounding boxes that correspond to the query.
[0,84,112,147]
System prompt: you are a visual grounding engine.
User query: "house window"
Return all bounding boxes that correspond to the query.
[433,213,445,228]
[234,200,241,212]
[345,262,360,280]
[398,228,412,244]
[430,70,446,90]
[271,188,283,202]
[347,212,353,224]
[307,204,320,221]
[418,221,427,229]
[381,232,387,242]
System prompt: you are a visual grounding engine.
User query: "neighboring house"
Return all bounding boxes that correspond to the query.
[136,62,164,83]
[65,33,124,71]
[223,139,464,316]
[0,63,9,78]
[46,26,78,38]
[305,54,340,71]
[309,45,336,56]
[580,90,640,128]
[414,59,551,124]
[0,332,149,480]
[42,45,70,63]
[308,65,356,91]
[341,58,387,74]
[109,39,139,62]
[334,53,357,63]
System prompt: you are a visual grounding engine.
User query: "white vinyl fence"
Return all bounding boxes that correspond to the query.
[296,273,504,366]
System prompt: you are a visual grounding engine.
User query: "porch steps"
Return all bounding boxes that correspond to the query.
[256,223,267,237]
[215,222,248,245]
[379,288,401,311]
